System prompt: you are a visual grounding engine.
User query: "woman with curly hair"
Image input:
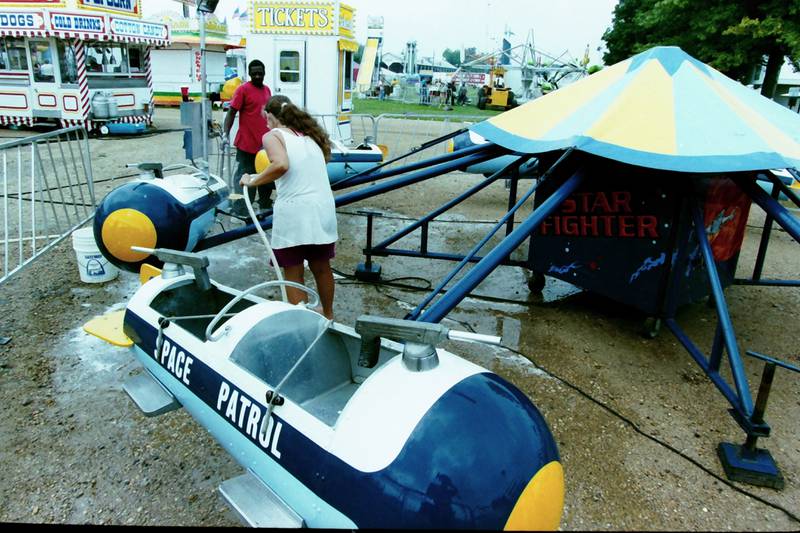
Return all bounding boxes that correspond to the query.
[241,95,337,319]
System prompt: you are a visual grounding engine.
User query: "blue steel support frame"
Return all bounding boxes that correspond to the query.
[405,156,542,320]
[660,169,800,443]
[733,174,800,288]
[195,145,503,251]
[418,165,586,324]
[663,196,756,426]
[368,155,536,269]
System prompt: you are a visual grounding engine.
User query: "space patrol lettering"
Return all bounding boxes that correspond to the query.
[152,338,193,386]
[216,381,283,459]
[539,191,659,238]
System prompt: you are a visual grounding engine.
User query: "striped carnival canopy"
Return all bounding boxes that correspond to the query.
[471,46,800,173]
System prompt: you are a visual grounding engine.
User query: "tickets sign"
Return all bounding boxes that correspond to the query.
[252,2,337,35]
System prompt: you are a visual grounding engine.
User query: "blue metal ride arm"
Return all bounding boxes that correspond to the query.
[417,165,586,324]
[194,146,503,252]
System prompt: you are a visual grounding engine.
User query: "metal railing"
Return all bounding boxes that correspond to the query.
[312,112,488,170]
[372,113,488,170]
[212,112,491,188]
[0,126,94,285]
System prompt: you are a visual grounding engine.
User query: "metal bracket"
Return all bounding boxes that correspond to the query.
[717,351,799,489]
[131,246,211,291]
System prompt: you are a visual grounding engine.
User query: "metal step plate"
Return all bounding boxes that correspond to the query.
[123,371,182,417]
[219,472,304,528]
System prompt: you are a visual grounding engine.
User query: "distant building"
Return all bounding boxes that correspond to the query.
[415,56,458,75]
[381,52,405,73]
[752,59,800,113]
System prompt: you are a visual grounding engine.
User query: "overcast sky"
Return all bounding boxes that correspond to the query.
[142,0,619,66]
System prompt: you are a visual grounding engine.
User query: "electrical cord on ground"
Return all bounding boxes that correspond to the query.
[331,265,536,307]
[496,341,800,524]
[331,266,432,291]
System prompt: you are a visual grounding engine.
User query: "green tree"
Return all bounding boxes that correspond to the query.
[442,48,461,67]
[602,0,800,97]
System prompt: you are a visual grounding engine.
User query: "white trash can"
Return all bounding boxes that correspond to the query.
[71,227,118,283]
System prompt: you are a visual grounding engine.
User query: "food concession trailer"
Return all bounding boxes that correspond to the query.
[0,0,169,130]
[151,12,241,107]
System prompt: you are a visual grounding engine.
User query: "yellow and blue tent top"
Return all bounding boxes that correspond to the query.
[471,46,800,173]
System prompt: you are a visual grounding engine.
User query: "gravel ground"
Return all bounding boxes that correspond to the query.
[0,108,798,529]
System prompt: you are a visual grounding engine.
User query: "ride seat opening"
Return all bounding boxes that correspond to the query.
[230,309,357,426]
[150,281,255,339]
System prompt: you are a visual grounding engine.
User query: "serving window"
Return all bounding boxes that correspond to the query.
[0,38,29,71]
[86,41,148,89]
[85,42,147,75]
[57,41,79,85]
[86,42,129,74]
[29,40,56,83]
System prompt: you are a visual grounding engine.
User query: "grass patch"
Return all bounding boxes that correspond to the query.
[352,97,502,120]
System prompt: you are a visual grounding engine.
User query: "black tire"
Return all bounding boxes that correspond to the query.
[477,97,486,110]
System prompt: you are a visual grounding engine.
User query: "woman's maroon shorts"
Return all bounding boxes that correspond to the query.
[272,242,336,267]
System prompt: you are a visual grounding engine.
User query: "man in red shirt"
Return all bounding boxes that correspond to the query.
[223,59,273,215]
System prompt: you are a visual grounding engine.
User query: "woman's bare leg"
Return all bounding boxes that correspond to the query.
[308,258,335,320]
[282,264,306,305]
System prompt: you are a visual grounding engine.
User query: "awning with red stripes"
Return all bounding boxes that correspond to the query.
[0,9,170,46]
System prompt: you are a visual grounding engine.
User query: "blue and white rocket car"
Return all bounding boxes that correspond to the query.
[86,165,565,529]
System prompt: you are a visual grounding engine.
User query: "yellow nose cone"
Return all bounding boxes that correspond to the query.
[101,208,157,263]
[255,149,271,174]
[504,461,564,531]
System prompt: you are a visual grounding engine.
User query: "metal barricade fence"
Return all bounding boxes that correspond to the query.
[373,114,488,169]
[311,113,377,147]
[211,112,488,185]
[0,126,94,285]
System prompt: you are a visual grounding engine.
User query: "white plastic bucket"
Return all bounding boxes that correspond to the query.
[71,227,118,283]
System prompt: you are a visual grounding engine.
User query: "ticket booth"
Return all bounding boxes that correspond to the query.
[0,0,169,130]
[244,1,358,143]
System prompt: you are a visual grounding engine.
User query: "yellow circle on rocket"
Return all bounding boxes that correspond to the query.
[101,208,157,262]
